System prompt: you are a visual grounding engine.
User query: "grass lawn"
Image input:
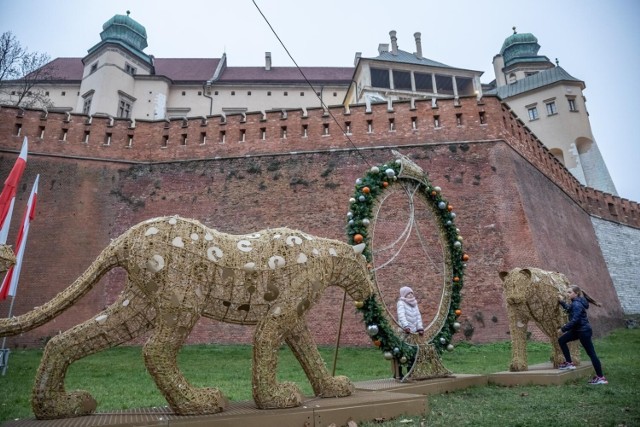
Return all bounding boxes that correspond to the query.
[1,328,638,426]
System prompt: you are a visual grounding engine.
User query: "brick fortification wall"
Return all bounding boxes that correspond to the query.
[0,97,631,349]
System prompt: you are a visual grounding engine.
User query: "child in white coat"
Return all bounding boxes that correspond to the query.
[397,286,424,335]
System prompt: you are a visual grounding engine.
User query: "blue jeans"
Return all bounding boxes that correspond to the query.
[558,328,604,377]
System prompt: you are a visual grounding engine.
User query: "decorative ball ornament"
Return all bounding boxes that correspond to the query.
[453,276,460,282]
[455,309,462,316]
[400,356,407,364]
[353,234,364,244]
[383,351,393,360]
[454,241,462,248]
[462,253,470,261]
[438,201,447,210]
[354,301,364,309]
[439,337,447,345]
[348,220,354,225]
[453,322,461,331]
[446,220,452,226]
[431,190,437,196]
[359,195,366,202]
[447,205,454,212]
[362,186,371,194]
[371,166,380,174]
[395,159,402,165]
[367,325,379,336]
[356,178,362,185]
[385,168,396,177]
[362,218,370,226]
[450,212,456,219]
[447,344,454,352]
[434,186,442,192]
[457,236,463,242]
[382,181,389,188]
[347,212,353,218]
[349,198,356,203]
[393,347,400,355]
[373,340,382,347]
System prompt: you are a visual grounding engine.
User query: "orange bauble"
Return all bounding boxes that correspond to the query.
[455,309,462,316]
[382,181,389,188]
[362,186,370,194]
[447,205,454,212]
[453,276,460,282]
[373,340,382,347]
[462,253,470,261]
[431,190,437,196]
[353,234,364,243]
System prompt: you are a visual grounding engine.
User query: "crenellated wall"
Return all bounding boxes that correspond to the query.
[2,98,638,228]
[0,96,634,349]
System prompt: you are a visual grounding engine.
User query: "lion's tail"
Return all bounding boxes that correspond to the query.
[0,235,125,337]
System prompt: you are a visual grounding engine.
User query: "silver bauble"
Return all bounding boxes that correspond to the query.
[362,218,370,226]
[347,211,353,218]
[454,241,462,248]
[400,356,408,364]
[371,166,380,174]
[434,186,442,192]
[356,178,362,185]
[367,325,379,336]
[438,201,446,209]
[447,344,454,351]
[440,337,447,344]
[359,195,366,202]
[385,168,396,177]
[383,351,393,360]
[349,198,356,203]
[453,322,461,330]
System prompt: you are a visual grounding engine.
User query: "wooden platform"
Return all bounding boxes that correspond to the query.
[1,365,594,427]
[489,361,594,386]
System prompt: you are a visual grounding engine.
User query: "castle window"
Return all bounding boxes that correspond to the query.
[284,91,288,96]
[14,123,22,136]
[125,63,136,75]
[267,91,271,96]
[367,120,373,133]
[371,68,390,88]
[83,131,90,144]
[388,118,395,131]
[61,91,66,96]
[214,91,219,95]
[345,121,351,135]
[162,135,168,148]
[181,134,187,145]
[545,101,557,116]
[456,113,463,126]
[240,129,246,142]
[90,62,98,74]
[231,91,235,96]
[393,70,412,90]
[435,74,454,95]
[567,97,578,112]
[414,72,433,91]
[333,92,337,97]
[527,106,539,121]
[411,117,418,130]
[219,130,226,143]
[302,124,308,137]
[82,94,93,115]
[200,132,207,144]
[45,91,49,96]
[105,133,112,146]
[323,123,329,136]
[39,126,45,139]
[281,126,287,139]
[300,92,304,96]
[508,73,517,84]
[434,115,440,128]
[261,127,266,140]
[198,91,202,96]
[479,111,486,124]
[247,91,251,96]
[118,99,132,119]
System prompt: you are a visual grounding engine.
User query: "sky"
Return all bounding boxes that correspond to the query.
[1,0,639,202]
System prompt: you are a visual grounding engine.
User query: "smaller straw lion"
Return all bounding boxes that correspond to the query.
[499,267,580,371]
[0,216,374,419]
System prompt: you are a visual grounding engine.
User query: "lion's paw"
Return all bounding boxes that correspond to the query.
[33,390,97,420]
[254,381,303,409]
[319,375,354,398]
[172,387,228,415]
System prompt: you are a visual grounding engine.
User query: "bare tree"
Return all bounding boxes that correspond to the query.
[0,31,55,109]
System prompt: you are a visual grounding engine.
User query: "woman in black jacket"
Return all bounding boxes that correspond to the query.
[557,285,607,384]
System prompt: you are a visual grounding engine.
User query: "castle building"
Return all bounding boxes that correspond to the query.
[0,15,616,196]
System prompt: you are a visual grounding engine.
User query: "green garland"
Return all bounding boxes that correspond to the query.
[346,159,467,366]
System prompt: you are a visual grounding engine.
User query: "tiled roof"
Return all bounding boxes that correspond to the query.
[153,58,220,82]
[217,67,354,84]
[487,66,584,98]
[366,49,453,69]
[36,57,84,81]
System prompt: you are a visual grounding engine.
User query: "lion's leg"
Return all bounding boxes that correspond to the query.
[142,302,227,415]
[507,306,529,371]
[285,320,354,398]
[253,311,303,409]
[32,289,153,419]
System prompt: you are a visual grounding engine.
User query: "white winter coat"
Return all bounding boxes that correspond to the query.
[397,300,424,333]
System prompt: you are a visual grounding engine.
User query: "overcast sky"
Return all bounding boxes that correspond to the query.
[1,0,639,202]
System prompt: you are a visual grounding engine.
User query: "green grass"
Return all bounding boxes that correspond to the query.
[1,329,639,426]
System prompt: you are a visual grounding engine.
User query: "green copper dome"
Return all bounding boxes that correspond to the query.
[500,28,548,68]
[100,11,148,51]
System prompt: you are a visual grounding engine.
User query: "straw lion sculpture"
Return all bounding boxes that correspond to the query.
[0,244,16,274]
[499,267,580,371]
[0,216,374,419]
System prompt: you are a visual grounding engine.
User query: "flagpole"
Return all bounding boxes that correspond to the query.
[0,296,16,375]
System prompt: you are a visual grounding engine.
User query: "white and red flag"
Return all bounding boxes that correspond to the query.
[0,137,28,244]
[0,174,38,300]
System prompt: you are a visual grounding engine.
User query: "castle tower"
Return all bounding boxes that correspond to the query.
[490,28,617,195]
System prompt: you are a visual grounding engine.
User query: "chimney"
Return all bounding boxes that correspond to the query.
[265,52,271,71]
[378,44,389,55]
[354,52,362,66]
[414,32,423,59]
[389,30,398,55]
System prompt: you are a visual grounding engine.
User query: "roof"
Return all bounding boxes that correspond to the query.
[365,49,453,69]
[29,57,84,81]
[153,58,221,81]
[486,66,584,98]
[217,66,354,84]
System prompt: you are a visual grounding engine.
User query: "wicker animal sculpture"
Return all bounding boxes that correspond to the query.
[498,267,580,371]
[0,244,16,274]
[0,216,374,419]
